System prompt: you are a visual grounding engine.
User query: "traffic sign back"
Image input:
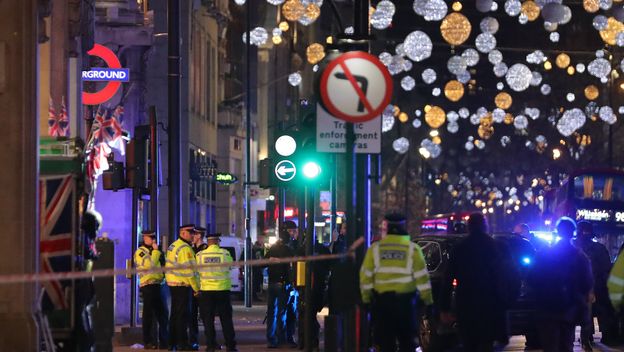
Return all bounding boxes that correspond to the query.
[320,51,393,123]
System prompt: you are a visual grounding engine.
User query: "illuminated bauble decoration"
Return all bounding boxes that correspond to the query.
[432,87,441,96]
[544,21,558,32]
[298,3,321,25]
[530,71,542,86]
[282,0,305,21]
[588,58,611,79]
[444,80,465,102]
[288,72,302,86]
[447,56,467,74]
[447,122,459,133]
[560,6,573,24]
[584,0,600,12]
[382,114,395,132]
[393,105,401,117]
[456,70,471,84]
[425,106,446,128]
[272,28,282,37]
[584,85,599,100]
[541,3,566,23]
[459,108,470,118]
[599,106,617,124]
[514,115,529,129]
[480,17,499,34]
[550,32,560,43]
[235,0,246,4]
[496,82,504,90]
[306,43,325,64]
[476,0,493,12]
[566,93,576,102]
[601,0,614,10]
[440,12,472,46]
[344,26,354,34]
[557,109,586,136]
[495,92,513,109]
[404,31,433,62]
[500,135,511,147]
[521,1,540,21]
[480,111,493,126]
[526,50,545,64]
[617,32,624,46]
[447,111,459,122]
[272,35,283,45]
[371,1,395,30]
[556,53,570,68]
[492,108,505,123]
[504,113,514,124]
[462,49,480,66]
[478,124,494,139]
[279,21,290,31]
[379,52,392,66]
[401,76,416,91]
[422,68,437,84]
[594,15,609,30]
[392,137,410,154]
[475,33,497,53]
[525,107,540,120]
[488,50,503,64]
[244,27,269,46]
[541,84,551,95]
[600,17,624,45]
[412,118,422,128]
[452,1,462,11]
[493,62,508,77]
[398,112,409,123]
[403,60,413,72]
[505,64,532,92]
[505,0,522,16]
[577,63,586,73]
[423,0,448,21]
[475,140,486,149]
[518,13,529,25]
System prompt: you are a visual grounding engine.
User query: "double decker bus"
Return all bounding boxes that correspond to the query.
[544,168,624,258]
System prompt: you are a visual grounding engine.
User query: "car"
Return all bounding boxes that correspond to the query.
[415,233,538,352]
[219,235,244,293]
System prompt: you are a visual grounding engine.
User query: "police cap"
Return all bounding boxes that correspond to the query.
[194,226,207,235]
[141,230,157,238]
[385,212,407,235]
[206,232,222,239]
[179,224,197,233]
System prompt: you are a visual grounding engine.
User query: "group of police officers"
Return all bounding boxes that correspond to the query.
[133,213,624,352]
[134,224,236,351]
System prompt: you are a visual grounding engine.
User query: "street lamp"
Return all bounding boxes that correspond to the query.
[552,147,562,160]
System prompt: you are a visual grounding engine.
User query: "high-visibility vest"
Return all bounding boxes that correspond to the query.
[608,253,624,311]
[196,244,233,291]
[359,234,433,305]
[165,238,200,291]
[134,245,164,287]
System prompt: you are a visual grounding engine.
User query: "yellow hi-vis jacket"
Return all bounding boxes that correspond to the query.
[608,253,624,311]
[165,238,200,292]
[134,245,164,287]
[360,234,433,305]
[196,244,233,291]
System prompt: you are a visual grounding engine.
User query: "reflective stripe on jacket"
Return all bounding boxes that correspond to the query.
[359,234,433,305]
[165,238,200,291]
[196,244,233,291]
[134,246,164,287]
[608,253,624,311]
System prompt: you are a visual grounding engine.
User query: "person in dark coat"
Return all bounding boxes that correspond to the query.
[440,213,513,352]
[252,234,266,301]
[528,217,594,352]
[265,225,296,348]
[575,221,617,347]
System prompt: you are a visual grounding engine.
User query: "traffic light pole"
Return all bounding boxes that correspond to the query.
[167,0,181,238]
[244,0,253,308]
[304,185,315,352]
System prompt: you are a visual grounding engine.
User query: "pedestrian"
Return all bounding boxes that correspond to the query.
[608,244,624,344]
[283,221,300,347]
[165,224,201,351]
[196,232,238,352]
[265,224,296,348]
[528,217,593,352]
[439,213,515,352]
[360,213,433,352]
[135,230,169,350]
[252,234,266,301]
[513,223,547,252]
[575,221,617,348]
[189,227,209,350]
[329,223,347,255]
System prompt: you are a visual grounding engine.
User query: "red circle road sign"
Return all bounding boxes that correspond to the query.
[82,44,123,105]
[320,51,393,123]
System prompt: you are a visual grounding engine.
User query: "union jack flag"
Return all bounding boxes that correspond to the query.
[39,175,75,311]
[47,97,70,138]
[93,107,123,144]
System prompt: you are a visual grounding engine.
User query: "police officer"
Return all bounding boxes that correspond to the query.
[265,225,296,348]
[135,230,169,349]
[166,224,200,351]
[189,227,208,350]
[360,213,433,352]
[608,243,624,344]
[196,233,238,352]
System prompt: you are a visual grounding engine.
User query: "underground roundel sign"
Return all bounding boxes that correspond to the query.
[82,44,129,105]
[320,51,393,123]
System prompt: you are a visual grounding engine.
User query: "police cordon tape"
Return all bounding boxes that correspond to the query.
[0,238,364,285]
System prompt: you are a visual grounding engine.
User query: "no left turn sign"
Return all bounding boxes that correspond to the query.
[320,51,393,123]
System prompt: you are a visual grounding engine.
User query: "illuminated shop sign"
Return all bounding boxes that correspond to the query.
[82,44,128,105]
[576,208,611,222]
[616,211,624,223]
[81,68,129,82]
[214,172,238,185]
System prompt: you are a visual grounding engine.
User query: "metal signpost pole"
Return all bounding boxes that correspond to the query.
[244,0,253,308]
[167,0,181,238]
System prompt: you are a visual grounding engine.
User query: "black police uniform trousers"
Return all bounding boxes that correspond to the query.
[169,285,193,348]
[141,284,169,347]
[190,295,200,346]
[372,291,418,352]
[198,290,237,350]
